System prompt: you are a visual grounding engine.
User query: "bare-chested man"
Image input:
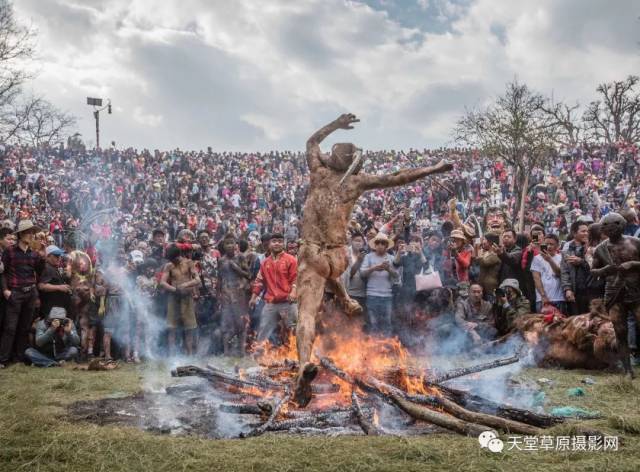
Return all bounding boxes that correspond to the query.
[591,212,640,378]
[294,113,453,406]
[160,244,201,356]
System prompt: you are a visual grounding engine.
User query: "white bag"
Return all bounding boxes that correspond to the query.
[415,267,442,292]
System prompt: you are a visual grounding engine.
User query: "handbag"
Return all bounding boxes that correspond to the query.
[415,267,443,292]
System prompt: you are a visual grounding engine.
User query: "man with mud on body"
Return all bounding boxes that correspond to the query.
[591,212,640,378]
[293,113,453,406]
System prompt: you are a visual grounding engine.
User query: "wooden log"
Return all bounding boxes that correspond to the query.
[206,364,283,390]
[266,410,355,431]
[218,403,272,415]
[431,355,520,383]
[432,384,564,428]
[319,356,492,437]
[389,393,489,437]
[351,390,382,436]
[242,389,291,438]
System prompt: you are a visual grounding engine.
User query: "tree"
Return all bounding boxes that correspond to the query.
[540,101,583,147]
[10,96,76,146]
[454,80,557,230]
[0,0,35,111]
[0,1,77,146]
[583,75,640,145]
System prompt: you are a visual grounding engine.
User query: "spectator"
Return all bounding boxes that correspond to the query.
[24,307,79,367]
[447,229,473,283]
[0,220,44,368]
[341,232,368,319]
[37,245,72,319]
[530,234,565,313]
[561,221,592,315]
[250,234,297,344]
[493,278,530,335]
[360,233,398,335]
[496,229,522,284]
[455,283,495,344]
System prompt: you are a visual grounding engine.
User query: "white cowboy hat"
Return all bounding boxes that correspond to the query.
[368,232,394,250]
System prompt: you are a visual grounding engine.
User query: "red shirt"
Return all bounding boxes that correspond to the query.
[252,252,297,303]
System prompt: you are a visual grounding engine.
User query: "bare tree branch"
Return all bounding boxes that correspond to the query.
[583,75,640,145]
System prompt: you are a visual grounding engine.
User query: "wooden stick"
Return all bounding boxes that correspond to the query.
[431,355,520,383]
[351,390,382,436]
[242,389,291,438]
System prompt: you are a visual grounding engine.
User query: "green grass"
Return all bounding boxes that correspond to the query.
[1,363,639,472]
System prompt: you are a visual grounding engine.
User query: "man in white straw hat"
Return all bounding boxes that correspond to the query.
[359,232,398,336]
[0,220,44,368]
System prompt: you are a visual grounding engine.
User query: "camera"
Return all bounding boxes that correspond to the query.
[47,318,69,327]
[540,243,548,252]
[494,288,505,298]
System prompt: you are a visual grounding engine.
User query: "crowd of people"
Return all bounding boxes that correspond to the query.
[0,139,639,368]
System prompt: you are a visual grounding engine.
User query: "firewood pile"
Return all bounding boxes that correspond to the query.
[170,352,564,438]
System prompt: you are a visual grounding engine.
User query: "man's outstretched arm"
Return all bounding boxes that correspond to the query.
[356,160,453,191]
[306,113,359,170]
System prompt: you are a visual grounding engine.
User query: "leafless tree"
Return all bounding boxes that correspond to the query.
[9,96,76,146]
[540,101,583,147]
[455,80,557,230]
[583,75,640,145]
[0,0,35,110]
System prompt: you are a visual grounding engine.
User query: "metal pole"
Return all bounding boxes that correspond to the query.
[95,110,100,149]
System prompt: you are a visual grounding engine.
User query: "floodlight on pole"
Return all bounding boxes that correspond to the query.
[86,97,112,149]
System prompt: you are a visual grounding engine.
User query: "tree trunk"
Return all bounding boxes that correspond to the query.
[517,171,529,231]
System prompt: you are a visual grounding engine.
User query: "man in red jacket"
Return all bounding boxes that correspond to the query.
[249,233,297,345]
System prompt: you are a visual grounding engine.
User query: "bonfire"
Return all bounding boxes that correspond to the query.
[168,319,563,438]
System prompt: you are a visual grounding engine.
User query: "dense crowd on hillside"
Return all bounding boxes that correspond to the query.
[0,139,639,368]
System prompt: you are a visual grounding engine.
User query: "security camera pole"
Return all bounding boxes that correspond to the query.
[86,97,112,149]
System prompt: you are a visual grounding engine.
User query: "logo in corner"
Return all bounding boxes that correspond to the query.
[478,431,504,453]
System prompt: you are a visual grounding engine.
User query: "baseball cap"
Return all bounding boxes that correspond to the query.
[45,245,64,257]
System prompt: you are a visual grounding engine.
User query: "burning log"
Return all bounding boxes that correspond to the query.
[173,365,284,395]
[351,390,382,436]
[430,355,520,383]
[206,365,284,391]
[267,409,356,431]
[319,355,488,436]
[242,389,291,438]
[218,403,273,415]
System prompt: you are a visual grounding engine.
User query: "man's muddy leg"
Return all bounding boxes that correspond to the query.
[294,266,326,406]
[326,278,362,316]
[610,304,634,378]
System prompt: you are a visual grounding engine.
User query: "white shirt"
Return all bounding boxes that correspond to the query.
[531,253,564,302]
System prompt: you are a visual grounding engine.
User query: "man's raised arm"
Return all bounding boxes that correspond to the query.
[356,160,453,191]
[306,113,359,170]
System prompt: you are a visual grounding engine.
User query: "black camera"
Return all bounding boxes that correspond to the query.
[47,318,69,326]
[494,288,505,298]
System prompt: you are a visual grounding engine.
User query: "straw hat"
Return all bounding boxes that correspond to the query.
[368,232,394,250]
[450,229,466,241]
[15,219,41,234]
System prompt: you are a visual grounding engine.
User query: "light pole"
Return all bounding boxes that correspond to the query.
[86,97,112,149]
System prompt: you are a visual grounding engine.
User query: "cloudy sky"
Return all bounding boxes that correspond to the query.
[14,0,640,152]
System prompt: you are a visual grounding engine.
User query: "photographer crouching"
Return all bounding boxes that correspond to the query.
[25,307,80,367]
[492,279,531,336]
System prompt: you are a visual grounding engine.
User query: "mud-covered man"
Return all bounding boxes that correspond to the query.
[294,113,452,406]
[217,235,250,356]
[160,244,201,356]
[591,212,640,378]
